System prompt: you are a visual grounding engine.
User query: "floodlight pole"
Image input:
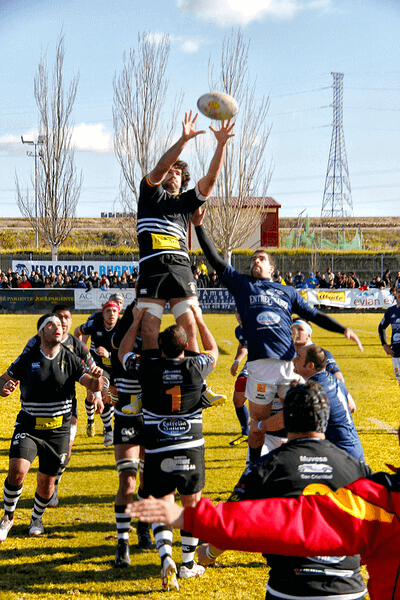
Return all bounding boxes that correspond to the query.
[21,135,45,249]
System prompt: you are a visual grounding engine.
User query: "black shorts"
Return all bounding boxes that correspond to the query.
[113,412,145,446]
[138,254,197,300]
[10,412,71,476]
[142,445,205,497]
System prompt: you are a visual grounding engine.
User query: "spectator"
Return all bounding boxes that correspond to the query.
[194,268,206,289]
[208,271,220,288]
[63,275,72,288]
[318,273,329,288]
[305,272,318,288]
[325,267,334,284]
[273,270,285,284]
[110,277,119,288]
[119,275,129,289]
[376,276,386,289]
[293,271,304,287]
[53,274,65,288]
[1,274,11,289]
[359,281,369,291]
[32,274,43,288]
[11,273,20,288]
[17,275,32,289]
[349,271,360,288]
[89,271,101,288]
[383,269,392,287]
[285,272,294,287]
[395,271,400,290]
[100,274,110,290]
[76,276,87,289]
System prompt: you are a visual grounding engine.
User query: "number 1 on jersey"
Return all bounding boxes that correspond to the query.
[167,385,181,412]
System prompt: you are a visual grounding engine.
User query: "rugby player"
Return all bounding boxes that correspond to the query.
[0,315,104,541]
[109,299,152,567]
[119,304,218,590]
[21,305,103,508]
[136,110,234,356]
[75,299,121,446]
[192,210,363,462]
[379,286,400,386]
[197,381,371,600]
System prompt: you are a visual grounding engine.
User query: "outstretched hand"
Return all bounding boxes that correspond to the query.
[126,496,185,528]
[344,328,363,352]
[210,119,235,146]
[182,110,205,141]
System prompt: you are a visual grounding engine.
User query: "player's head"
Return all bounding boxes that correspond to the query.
[102,300,120,328]
[158,324,187,358]
[52,304,72,336]
[291,319,313,347]
[37,314,63,345]
[162,160,190,195]
[109,292,124,309]
[293,345,327,378]
[250,249,275,280]
[283,380,330,434]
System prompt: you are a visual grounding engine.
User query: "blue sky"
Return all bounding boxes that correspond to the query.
[1,0,399,219]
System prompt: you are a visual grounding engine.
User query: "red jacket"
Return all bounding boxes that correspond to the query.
[184,472,400,600]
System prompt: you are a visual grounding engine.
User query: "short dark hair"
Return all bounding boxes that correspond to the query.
[52,304,71,315]
[172,160,190,191]
[304,345,327,372]
[283,381,330,434]
[250,249,275,269]
[158,325,187,358]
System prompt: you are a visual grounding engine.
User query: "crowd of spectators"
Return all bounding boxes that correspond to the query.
[277,268,400,291]
[1,264,399,292]
[0,267,139,291]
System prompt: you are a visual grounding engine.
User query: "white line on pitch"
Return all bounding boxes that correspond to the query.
[367,418,397,433]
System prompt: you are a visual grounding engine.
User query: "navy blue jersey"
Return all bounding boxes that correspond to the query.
[223,264,318,362]
[308,371,364,461]
[234,325,247,348]
[324,348,340,376]
[123,351,215,453]
[137,176,206,265]
[8,345,85,418]
[379,303,400,357]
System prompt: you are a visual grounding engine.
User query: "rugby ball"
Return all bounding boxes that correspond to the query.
[197,92,239,120]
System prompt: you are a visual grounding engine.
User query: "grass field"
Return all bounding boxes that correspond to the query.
[0,312,398,600]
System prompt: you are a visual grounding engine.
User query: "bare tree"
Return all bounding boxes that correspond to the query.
[197,29,272,263]
[113,32,183,239]
[16,35,81,260]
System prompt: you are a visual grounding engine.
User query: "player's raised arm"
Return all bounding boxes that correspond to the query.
[197,120,235,197]
[149,111,205,185]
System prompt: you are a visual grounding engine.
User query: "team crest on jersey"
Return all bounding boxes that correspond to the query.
[59,360,67,372]
[31,362,41,371]
[188,282,197,295]
[257,383,267,393]
[158,417,191,436]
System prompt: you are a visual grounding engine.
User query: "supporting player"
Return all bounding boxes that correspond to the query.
[0,315,104,541]
[119,304,218,590]
[110,299,152,567]
[75,300,120,446]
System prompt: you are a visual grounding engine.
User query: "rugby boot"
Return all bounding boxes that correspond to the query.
[114,539,130,568]
[161,556,179,591]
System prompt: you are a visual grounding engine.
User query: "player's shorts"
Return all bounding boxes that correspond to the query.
[142,446,205,497]
[138,254,197,300]
[10,410,71,476]
[261,434,287,455]
[246,359,302,406]
[392,357,400,386]
[113,412,145,446]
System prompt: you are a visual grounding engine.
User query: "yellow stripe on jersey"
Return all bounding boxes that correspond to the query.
[303,483,395,523]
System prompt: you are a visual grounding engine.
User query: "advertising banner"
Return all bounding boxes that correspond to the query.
[74,288,136,311]
[12,259,139,278]
[0,289,74,311]
[301,288,396,309]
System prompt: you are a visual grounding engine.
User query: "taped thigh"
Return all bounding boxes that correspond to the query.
[171,298,199,320]
[136,301,164,320]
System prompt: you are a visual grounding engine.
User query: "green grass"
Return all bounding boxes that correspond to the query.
[0,312,397,599]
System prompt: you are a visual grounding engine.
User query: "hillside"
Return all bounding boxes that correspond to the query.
[1,216,400,251]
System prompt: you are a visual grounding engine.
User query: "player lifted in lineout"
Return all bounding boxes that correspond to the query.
[135,110,233,406]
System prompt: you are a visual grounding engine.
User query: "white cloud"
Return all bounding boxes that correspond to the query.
[146,30,210,53]
[176,0,331,26]
[72,123,113,153]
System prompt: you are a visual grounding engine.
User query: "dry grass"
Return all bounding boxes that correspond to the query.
[0,312,397,599]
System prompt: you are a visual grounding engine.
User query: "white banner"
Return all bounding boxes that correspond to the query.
[300,288,396,309]
[74,288,136,310]
[12,259,139,278]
